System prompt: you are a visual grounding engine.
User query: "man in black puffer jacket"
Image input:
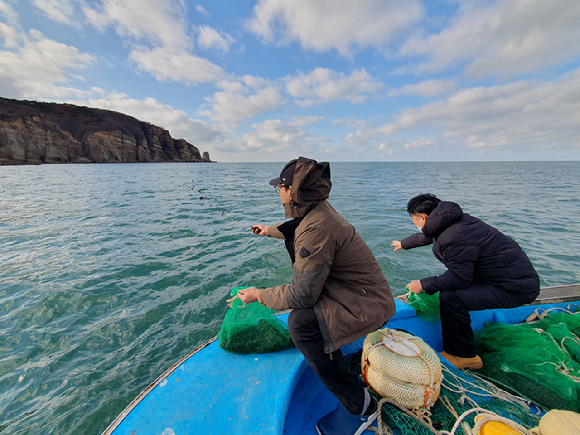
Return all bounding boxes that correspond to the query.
[392,194,540,369]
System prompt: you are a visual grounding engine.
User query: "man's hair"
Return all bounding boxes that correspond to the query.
[407,194,441,216]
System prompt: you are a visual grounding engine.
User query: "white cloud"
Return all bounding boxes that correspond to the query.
[0,29,95,99]
[82,1,228,86]
[208,116,330,162]
[285,68,383,107]
[234,118,331,153]
[403,138,432,149]
[0,0,20,48]
[32,0,78,25]
[195,5,209,17]
[0,22,18,48]
[202,66,381,134]
[200,79,287,128]
[241,75,270,90]
[197,25,235,52]
[0,0,19,25]
[246,0,422,57]
[289,115,324,127]
[388,79,457,98]
[213,79,245,93]
[129,47,226,85]
[84,0,192,50]
[332,116,371,129]
[73,92,227,148]
[399,0,580,78]
[346,69,580,155]
[378,142,395,156]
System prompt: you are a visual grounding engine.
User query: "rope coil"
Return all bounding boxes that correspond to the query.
[362,329,442,410]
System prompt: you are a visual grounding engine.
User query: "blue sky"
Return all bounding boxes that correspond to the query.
[1,0,579,162]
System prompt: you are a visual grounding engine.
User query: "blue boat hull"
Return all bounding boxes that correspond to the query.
[104,293,580,435]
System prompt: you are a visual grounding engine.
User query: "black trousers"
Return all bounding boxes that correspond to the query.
[440,283,538,358]
[287,308,365,415]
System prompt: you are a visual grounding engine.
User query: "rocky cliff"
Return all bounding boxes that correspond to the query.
[0,97,213,165]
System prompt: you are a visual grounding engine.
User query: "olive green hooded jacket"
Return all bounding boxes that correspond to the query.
[259,157,396,353]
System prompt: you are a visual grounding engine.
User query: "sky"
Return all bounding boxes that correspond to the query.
[1,0,579,163]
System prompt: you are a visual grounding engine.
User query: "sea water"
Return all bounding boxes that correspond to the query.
[1,161,579,434]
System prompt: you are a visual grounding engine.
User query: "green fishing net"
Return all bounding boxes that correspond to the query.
[407,290,440,322]
[218,286,295,355]
[475,309,580,413]
[349,351,540,435]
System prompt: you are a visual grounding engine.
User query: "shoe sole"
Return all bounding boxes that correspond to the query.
[461,362,483,370]
[453,359,483,370]
[315,412,378,435]
[355,413,377,435]
[440,352,483,370]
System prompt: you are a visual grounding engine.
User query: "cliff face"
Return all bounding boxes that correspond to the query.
[0,98,213,165]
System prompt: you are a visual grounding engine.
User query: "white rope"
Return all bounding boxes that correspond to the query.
[226,293,241,308]
[395,291,411,304]
[440,364,539,417]
[439,408,533,435]
[526,306,580,323]
[441,365,504,402]
[471,412,532,435]
[561,332,580,348]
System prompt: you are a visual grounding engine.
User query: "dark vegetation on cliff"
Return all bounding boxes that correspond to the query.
[0,97,213,165]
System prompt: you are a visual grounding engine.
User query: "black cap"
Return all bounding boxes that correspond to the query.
[269,159,297,186]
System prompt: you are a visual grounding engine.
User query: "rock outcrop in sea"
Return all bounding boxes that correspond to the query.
[0,97,213,165]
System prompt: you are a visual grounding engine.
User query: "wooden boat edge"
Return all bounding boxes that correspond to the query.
[530,284,580,305]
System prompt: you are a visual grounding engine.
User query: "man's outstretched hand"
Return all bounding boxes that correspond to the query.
[251,225,269,236]
[391,240,402,251]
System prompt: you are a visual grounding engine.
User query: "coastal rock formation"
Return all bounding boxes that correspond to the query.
[0,97,213,165]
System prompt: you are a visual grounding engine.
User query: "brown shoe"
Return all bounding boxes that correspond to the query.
[440,351,483,369]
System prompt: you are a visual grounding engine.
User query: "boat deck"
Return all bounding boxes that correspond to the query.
[104,313,306,435]
[104,284,580,435]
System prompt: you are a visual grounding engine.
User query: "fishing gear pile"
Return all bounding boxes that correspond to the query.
[352,352,540,435]
[218,286,294,354]
[475,307,580,412]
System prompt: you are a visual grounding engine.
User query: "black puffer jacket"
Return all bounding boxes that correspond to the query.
[401,201,540,296]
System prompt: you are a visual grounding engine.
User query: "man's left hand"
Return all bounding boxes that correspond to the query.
[238,287,260,304]
[406,280,423,294]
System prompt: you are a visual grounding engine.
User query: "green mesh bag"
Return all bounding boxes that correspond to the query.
[218,286,294,354]
[475,317,580,412]
[407,290,440,322]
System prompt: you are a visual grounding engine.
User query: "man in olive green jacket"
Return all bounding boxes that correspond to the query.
[239,157,395,435]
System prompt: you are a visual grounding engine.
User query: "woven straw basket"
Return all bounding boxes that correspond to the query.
[361,329,442,410]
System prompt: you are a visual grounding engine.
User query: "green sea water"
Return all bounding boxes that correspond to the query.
[1,161,579,434]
